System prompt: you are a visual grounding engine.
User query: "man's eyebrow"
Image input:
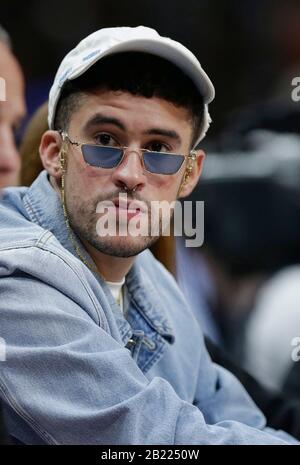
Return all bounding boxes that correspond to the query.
[82,115,182,144]
[144,128,181,144]
[83,114,126,132]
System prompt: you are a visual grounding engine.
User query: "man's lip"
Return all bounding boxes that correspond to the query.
[111,197,147,213]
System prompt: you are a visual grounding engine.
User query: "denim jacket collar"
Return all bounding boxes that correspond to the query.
[126,266,174,343]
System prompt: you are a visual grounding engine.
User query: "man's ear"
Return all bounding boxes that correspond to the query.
[39,130,64,182]
[178,149,205,198]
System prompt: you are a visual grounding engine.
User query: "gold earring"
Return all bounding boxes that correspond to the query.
[59,148,67,174]
[178,152,196,194]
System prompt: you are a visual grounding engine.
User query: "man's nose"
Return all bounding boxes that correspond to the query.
[111,148,146,192]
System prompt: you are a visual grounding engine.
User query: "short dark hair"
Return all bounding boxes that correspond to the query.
[54,52,204,148]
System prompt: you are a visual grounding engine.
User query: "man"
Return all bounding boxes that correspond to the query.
[0,25,26,190]
[0,24,26,445]
[0,26,297,444]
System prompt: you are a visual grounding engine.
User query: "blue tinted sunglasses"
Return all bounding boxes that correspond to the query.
[61,132,196,175]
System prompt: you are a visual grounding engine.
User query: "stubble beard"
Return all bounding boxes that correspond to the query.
[65,190,164,258]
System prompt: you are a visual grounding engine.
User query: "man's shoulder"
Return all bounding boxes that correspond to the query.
[0,189,106,325]
[0,186,46,248]
[0,186,73,268]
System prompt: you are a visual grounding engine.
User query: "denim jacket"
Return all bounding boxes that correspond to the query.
[0,171,297,444]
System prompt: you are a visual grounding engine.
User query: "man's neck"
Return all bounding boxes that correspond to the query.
[81,238,135,282]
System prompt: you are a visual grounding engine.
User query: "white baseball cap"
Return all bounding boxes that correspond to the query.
[48,26,215,145]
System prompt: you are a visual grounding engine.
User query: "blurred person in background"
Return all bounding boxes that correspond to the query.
[177,134,300,356]
[0,23,26,446]
[222,104,300,395]
[0,24,26,191]
[177,103,300,397]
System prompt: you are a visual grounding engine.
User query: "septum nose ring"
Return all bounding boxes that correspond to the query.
[123,185,137,193]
